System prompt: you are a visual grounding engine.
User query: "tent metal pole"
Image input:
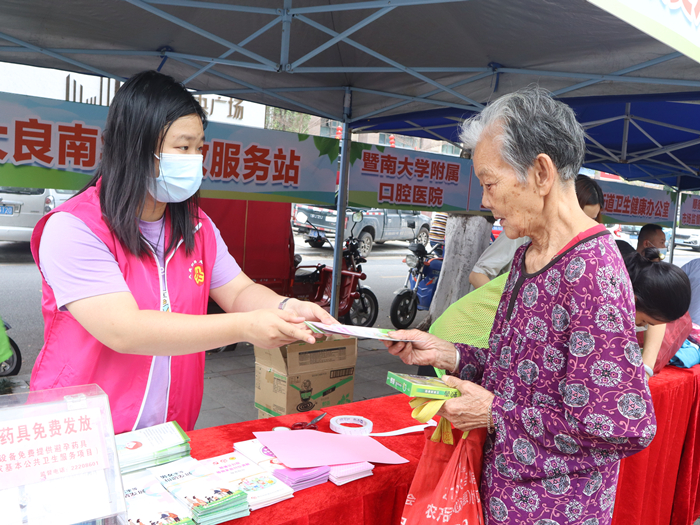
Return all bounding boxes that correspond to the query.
[294,14,485,109]
[621,103,630,161]
[349,71,492,121]
[0,31,122,80]
[330,88,353,318]
[183,16,283,84]
[670,176,681,265]
[124,0,277,68]
[280,0,292,67]
[171,55,342,120]
[289,6,395,70]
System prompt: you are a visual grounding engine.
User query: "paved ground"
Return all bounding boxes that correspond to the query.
[4,338,418,430]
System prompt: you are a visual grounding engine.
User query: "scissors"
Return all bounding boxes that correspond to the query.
[290,412,327,430]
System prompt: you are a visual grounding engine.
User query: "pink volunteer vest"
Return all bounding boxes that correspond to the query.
[30,183,216,434]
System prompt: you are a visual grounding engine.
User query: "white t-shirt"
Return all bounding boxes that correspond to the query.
[472,234,531,279]
[682,258,700,324]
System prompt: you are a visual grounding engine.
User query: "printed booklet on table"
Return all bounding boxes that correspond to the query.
[148,456,249,524]
[122,469,195,525]
[198,452,294,511]
[115,420,191,474]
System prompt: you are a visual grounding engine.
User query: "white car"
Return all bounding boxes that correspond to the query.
[0,187,77,242]
[673,228,700,252]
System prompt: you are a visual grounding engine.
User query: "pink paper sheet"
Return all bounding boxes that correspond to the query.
[252,430,408,469]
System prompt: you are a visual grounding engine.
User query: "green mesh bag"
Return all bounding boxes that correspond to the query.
[429,272,508,377]
[0,317,12,364]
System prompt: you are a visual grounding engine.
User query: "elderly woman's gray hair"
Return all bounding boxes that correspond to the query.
[460,86,585,183]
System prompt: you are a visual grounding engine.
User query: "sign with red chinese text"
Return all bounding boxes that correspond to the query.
[347,144,481,212]
[680,193,700,228]
[0,91,337,205]
[198,124,336,204]
[0,407,108,490]
[598,179,676,227]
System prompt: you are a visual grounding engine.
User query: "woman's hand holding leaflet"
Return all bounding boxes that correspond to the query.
[284,298,337,325]
[238,309,318,348]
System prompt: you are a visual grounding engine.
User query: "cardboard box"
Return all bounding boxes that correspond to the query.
[257,409,275,420]
[254,336,357,418]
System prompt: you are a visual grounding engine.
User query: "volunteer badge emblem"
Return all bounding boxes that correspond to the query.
[189,259,205,286]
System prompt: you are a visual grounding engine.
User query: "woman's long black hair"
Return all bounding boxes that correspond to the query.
[575,174,605,221]
[625,247,691,323]
[80,70,207,257]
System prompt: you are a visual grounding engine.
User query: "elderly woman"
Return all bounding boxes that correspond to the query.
[386,87,655,525]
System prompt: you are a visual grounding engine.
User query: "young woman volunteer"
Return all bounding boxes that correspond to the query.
[625,247,691,375]
[30,70,334,434]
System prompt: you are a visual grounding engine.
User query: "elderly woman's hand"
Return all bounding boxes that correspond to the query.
[437,375,496,432]
[382,330,459,371]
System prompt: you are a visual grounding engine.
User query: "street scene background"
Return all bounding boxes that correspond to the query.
[3,233,699,375]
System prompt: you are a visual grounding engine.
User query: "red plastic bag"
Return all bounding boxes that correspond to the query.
[402,427,487,525]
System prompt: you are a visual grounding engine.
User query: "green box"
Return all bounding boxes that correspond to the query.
[386,371,460,399]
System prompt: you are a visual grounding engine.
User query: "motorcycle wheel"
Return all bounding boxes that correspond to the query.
[307,239,326,249]
[390,289,417,329]
[341,288,379,327]
[0,337,22,377]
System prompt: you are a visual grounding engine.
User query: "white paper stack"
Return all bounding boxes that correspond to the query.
[233,438,330,491]
[199,452,294,511]
[148,456,249,525]
[122,470,195,525]
[115,420,191,474]
[329,462,375,486]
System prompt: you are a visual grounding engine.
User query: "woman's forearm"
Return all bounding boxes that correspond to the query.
[66,291,310,355]
[642,323,666,372]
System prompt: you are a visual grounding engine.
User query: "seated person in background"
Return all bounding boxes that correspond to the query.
[682,257,700,324]
[626,247,692,376]
[636,223,667,257]
[614,223,665,260]
[468,233,529,289]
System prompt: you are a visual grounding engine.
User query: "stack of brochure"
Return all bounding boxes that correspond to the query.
[122,469,195,525]
[115,420,192,474]
[234,438,330,491]
[199,452,294,511]
[272,465,330,490]
[149,456,249,525]
[329,462,375,486]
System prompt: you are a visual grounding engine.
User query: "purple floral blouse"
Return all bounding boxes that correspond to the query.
[454,230,656,525]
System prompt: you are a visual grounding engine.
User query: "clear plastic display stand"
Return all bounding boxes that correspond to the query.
[0,384,127,525]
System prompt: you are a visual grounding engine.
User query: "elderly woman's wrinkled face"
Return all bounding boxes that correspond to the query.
[473,129,543,240]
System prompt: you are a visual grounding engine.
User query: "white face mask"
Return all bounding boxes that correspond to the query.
[150,153,204,203]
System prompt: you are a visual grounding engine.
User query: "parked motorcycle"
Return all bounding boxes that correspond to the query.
[390,221,444,329]
[0,319,22,376]
[294,210,379,327]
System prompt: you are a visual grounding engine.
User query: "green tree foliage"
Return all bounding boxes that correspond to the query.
[265,107,312,134]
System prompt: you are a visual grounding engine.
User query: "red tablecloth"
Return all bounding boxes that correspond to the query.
[613,365,700,525]
[188,395,426,525]
[188,365,700,525]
